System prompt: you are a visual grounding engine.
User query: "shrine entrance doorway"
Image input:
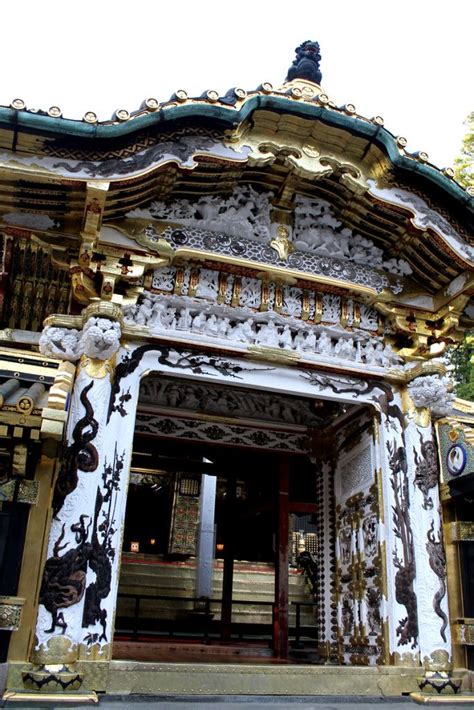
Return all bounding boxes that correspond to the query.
[113,373,346,663]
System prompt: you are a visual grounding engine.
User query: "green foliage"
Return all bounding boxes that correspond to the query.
[446,334,474,401]
[454,112,474,188]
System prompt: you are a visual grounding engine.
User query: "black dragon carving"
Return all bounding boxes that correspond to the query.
[39,515,91,634]
[426,518,448,642]
[302,372,405,430]
[52,382,99,517]
[286,41,323,85]
[108,344,274,421]
[413,433,439,510]
[40,448,123,641]
[82,447,123,641]
[388,439,419,648]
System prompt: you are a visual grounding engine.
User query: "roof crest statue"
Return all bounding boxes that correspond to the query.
[286,41,322,85]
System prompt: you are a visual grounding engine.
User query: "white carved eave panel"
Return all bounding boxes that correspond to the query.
[368,181,474,267]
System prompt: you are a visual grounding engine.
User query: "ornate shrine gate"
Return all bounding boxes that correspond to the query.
[0,41,472,701]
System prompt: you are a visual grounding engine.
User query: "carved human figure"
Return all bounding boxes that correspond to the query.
[229,321,247,343]
[256,320,280,347]
[279,324,294,349]
[135,298,153,326]
[163,307,177,329]
[149,301,167,329]
[192,311,207,332]
[218,317,231,338]
[304,329,317,352]
[294,330,306,351]
[242,318,256,343]
[165,383,181,408]
[205,314,219,336]
[177,308,192,330]
[318,331,332,356]
[362,340,376,364]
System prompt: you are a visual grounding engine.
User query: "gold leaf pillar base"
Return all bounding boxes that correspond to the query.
[414,670,465,696]
[3,689,98,704]
[22,663,83,694]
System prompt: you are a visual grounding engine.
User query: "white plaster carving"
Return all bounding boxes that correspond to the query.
[123,291,403,370]
[239,277,262,308]
[196,269,219,299]
[80,317,121,361]
[360,304,379,331]
[368,181,474,264]
[151,266,176,292]
[39,326,82,361]
[2,212,59,230]
[293,196,413,276]
[408,375,455,419]
[128,185,272,243]
[282,287,302,317]
[322,294,341,323]
[340,445,373,498]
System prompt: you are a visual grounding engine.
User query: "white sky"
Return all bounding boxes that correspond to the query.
[1,0,472,169]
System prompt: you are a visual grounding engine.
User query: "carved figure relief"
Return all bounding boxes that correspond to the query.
[123,291,401,370]
[129,185,272,243]
[293,196,412,276]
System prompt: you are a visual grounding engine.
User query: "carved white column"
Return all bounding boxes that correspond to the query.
[26,304,142,697]
[375,393,421,668]
[403,374,462,694]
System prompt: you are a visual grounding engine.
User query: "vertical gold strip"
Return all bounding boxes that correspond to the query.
[301,290,310,321]
[188,268,199,297]
[274,286,283,313]
[341,299,349,327]
[231,276,241,307]
[173,267,184,295]
[260,281,269,311]
[353,303,361,328]
[313,293,323,324]
[217,272,227,305]
[7,455,57,662]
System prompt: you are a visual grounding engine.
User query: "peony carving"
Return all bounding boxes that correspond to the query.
[408,375,455,419]
[40,318,121,362]
[80,317,121,360]
[39,327,82,361]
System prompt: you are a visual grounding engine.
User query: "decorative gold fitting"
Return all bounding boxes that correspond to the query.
[396,136,408,148]
[404,360,446,382]
[115,109,130,122]
[175,89,188,102]
[372,116,384,126]
[261,82,274,93]
[10,98,26,110]
[206,90,219,103]
[144,97,160,111]
[48,106,62,118]
[442,167,455,178]
[83,111,98,124]
[344,103,356,114]
[270,226,294,261]
[82,301,123,325]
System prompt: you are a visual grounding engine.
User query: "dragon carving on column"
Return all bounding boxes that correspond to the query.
[387,439,419,648]
[413,432,438,510]
[426,518,448,642]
